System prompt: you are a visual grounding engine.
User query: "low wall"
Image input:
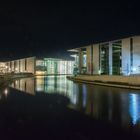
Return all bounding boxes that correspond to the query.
[69,75,140,86]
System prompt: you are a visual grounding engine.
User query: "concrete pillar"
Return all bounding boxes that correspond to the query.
[15,60,20,73]
[122,38,131,75]
[7,62,11,73]
[132,36,140,74]
[93,44,100,74]
[26,57,36,74]
[86,45,93,75]
[20,59,25,72]
[78,49,83,74]
[11,61,14,72]
[109,42,112,75]
[19,60,21,72]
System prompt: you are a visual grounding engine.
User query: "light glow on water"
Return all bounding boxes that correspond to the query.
[82,84,87,108]
[129,93,140,125]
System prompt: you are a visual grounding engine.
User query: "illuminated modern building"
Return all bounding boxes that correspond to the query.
[69,36,140,75]
[36,58,74,75]
[5,57,36,74]
[36,59,46,75]
[0,57,74,75]
[0,62,8,74]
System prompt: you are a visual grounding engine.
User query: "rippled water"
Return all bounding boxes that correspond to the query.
[1,75,140,134]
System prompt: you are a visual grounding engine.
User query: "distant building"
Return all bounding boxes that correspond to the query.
[0,62,7,74]
[69,35,140,75]
[4,57,36,74]
[36,58,74,75]
[0,57,74,75]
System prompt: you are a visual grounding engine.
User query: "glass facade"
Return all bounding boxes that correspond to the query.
[44,58,59,74]
[75,55,79,67]
[112,41,122,75]
[0,63,7,73]
[82,54,87,67]
[100,43,109,75]
[81,49,87,74]
[44,58,74,75]
[36,60,46,75]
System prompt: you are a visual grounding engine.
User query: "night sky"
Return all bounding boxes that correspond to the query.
[0,1,140,61]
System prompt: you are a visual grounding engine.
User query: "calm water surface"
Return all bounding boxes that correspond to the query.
[1,75,140,134]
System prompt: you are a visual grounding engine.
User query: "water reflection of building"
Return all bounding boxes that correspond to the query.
[10,76,74,103]
[36,76,74,102]
[129,93,140,125]
[70,84,140,129]
[9,75,140,132]
[0,88,9,100]
[36,76,76,104]
[10,78,35,95]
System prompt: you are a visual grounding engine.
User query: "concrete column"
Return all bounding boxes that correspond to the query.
[86,45,93,75]
[20,59,25,72]
[109,42,112,75]
[132,36,140,74]
[122,38,131,75]
[11,61,14,72]
[15,60,20,73]
[7,62,10,73]
[26,57,36,74]
[93,44,100,74]
[9,62,11,72]
[19,60,21,72]
[78,49,83,74]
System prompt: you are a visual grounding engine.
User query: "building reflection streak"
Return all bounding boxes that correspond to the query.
[82,84,87,108]
[36,76,75,104]
[129,93,140,125]
[0,88,9,100]
[36,76,45,92]
[4,88,8,96]
[71,83,79,105]
[10,78,35,95]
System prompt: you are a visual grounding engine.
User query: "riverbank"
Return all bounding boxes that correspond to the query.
[0,73,34,88]
[67,75,140,90]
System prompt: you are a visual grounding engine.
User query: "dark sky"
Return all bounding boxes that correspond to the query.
[0,1,140,60]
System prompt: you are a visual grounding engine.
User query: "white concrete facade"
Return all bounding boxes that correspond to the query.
[109,42,112,75]
[132,36,140,74]
[69,35,140,75]
[93,44,100,74]
[5,57,36,74]
[122,38,131,75]
[86,45,93,74]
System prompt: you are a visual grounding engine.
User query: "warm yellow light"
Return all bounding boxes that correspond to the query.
[4,88,8,96]
[36,71,45,75]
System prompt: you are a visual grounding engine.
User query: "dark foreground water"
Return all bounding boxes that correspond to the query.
[0,75,140,139]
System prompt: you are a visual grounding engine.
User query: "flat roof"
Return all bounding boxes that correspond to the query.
[68,35,140,51]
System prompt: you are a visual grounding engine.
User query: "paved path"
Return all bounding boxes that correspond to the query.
[67,75,140,90]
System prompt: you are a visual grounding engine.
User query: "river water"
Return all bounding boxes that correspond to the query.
[1,75,140,135]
